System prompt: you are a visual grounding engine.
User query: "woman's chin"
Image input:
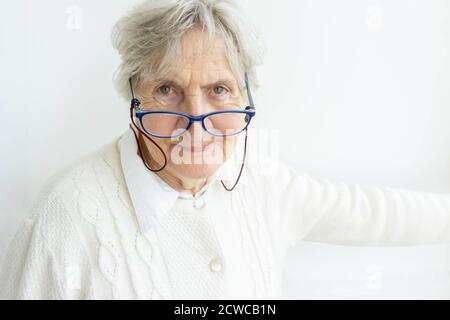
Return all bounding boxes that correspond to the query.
[171,163,222,180]
[166,144,226,179]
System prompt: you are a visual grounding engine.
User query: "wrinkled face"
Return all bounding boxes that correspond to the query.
[135,27,244,180]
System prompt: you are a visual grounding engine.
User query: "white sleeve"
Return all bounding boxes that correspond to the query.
[272,163,450,248]
[0,191,90,300]
[0,218,65,299]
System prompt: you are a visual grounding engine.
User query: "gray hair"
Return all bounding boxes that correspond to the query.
[111,0,265,102]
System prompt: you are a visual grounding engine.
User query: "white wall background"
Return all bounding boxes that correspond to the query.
[1,0,450,299]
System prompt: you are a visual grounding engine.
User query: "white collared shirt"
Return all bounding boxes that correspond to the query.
[118,128,255,299]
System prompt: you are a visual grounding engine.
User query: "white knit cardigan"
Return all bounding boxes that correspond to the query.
[1,134,450,300]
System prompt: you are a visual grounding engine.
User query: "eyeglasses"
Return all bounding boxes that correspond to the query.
[129,73,256,138]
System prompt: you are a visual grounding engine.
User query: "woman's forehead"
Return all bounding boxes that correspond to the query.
[179,27,227,60]
[178,30,233,68]
[147,29,240,88]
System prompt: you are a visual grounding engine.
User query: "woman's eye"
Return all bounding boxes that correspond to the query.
[213,86,227,95]
[158,85,173,95]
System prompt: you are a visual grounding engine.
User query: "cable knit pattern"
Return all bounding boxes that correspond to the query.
[0,137,171,299]
[1,132,450,299]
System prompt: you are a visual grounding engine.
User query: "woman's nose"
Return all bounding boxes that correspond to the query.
[188,119,203,134]
[182,93,208,115]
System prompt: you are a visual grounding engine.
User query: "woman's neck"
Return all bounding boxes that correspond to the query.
[155,169,208,195]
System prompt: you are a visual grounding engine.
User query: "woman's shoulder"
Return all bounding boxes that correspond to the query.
[244,154,296,186]
[0,135,127,299]
[27,134,127,233]
[0,133,136,299]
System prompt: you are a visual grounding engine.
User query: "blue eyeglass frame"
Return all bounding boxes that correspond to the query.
[129,73,256,138]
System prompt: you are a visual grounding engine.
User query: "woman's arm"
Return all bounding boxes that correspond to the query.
[269,163,450,248]
[0,218,64,299]
[0,190,89,300]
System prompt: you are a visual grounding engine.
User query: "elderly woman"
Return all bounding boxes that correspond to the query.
[1,0,450,300]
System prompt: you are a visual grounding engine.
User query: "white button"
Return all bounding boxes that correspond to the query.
[209,257,223,272]
[193,195,205,209]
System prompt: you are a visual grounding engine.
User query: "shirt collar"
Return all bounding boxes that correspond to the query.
[118,127,246,233]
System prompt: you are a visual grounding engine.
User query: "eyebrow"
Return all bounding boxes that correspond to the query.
[207,78,239,89]
[154,77,239,89]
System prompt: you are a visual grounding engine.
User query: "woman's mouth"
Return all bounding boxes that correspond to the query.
[178,142,213,153]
